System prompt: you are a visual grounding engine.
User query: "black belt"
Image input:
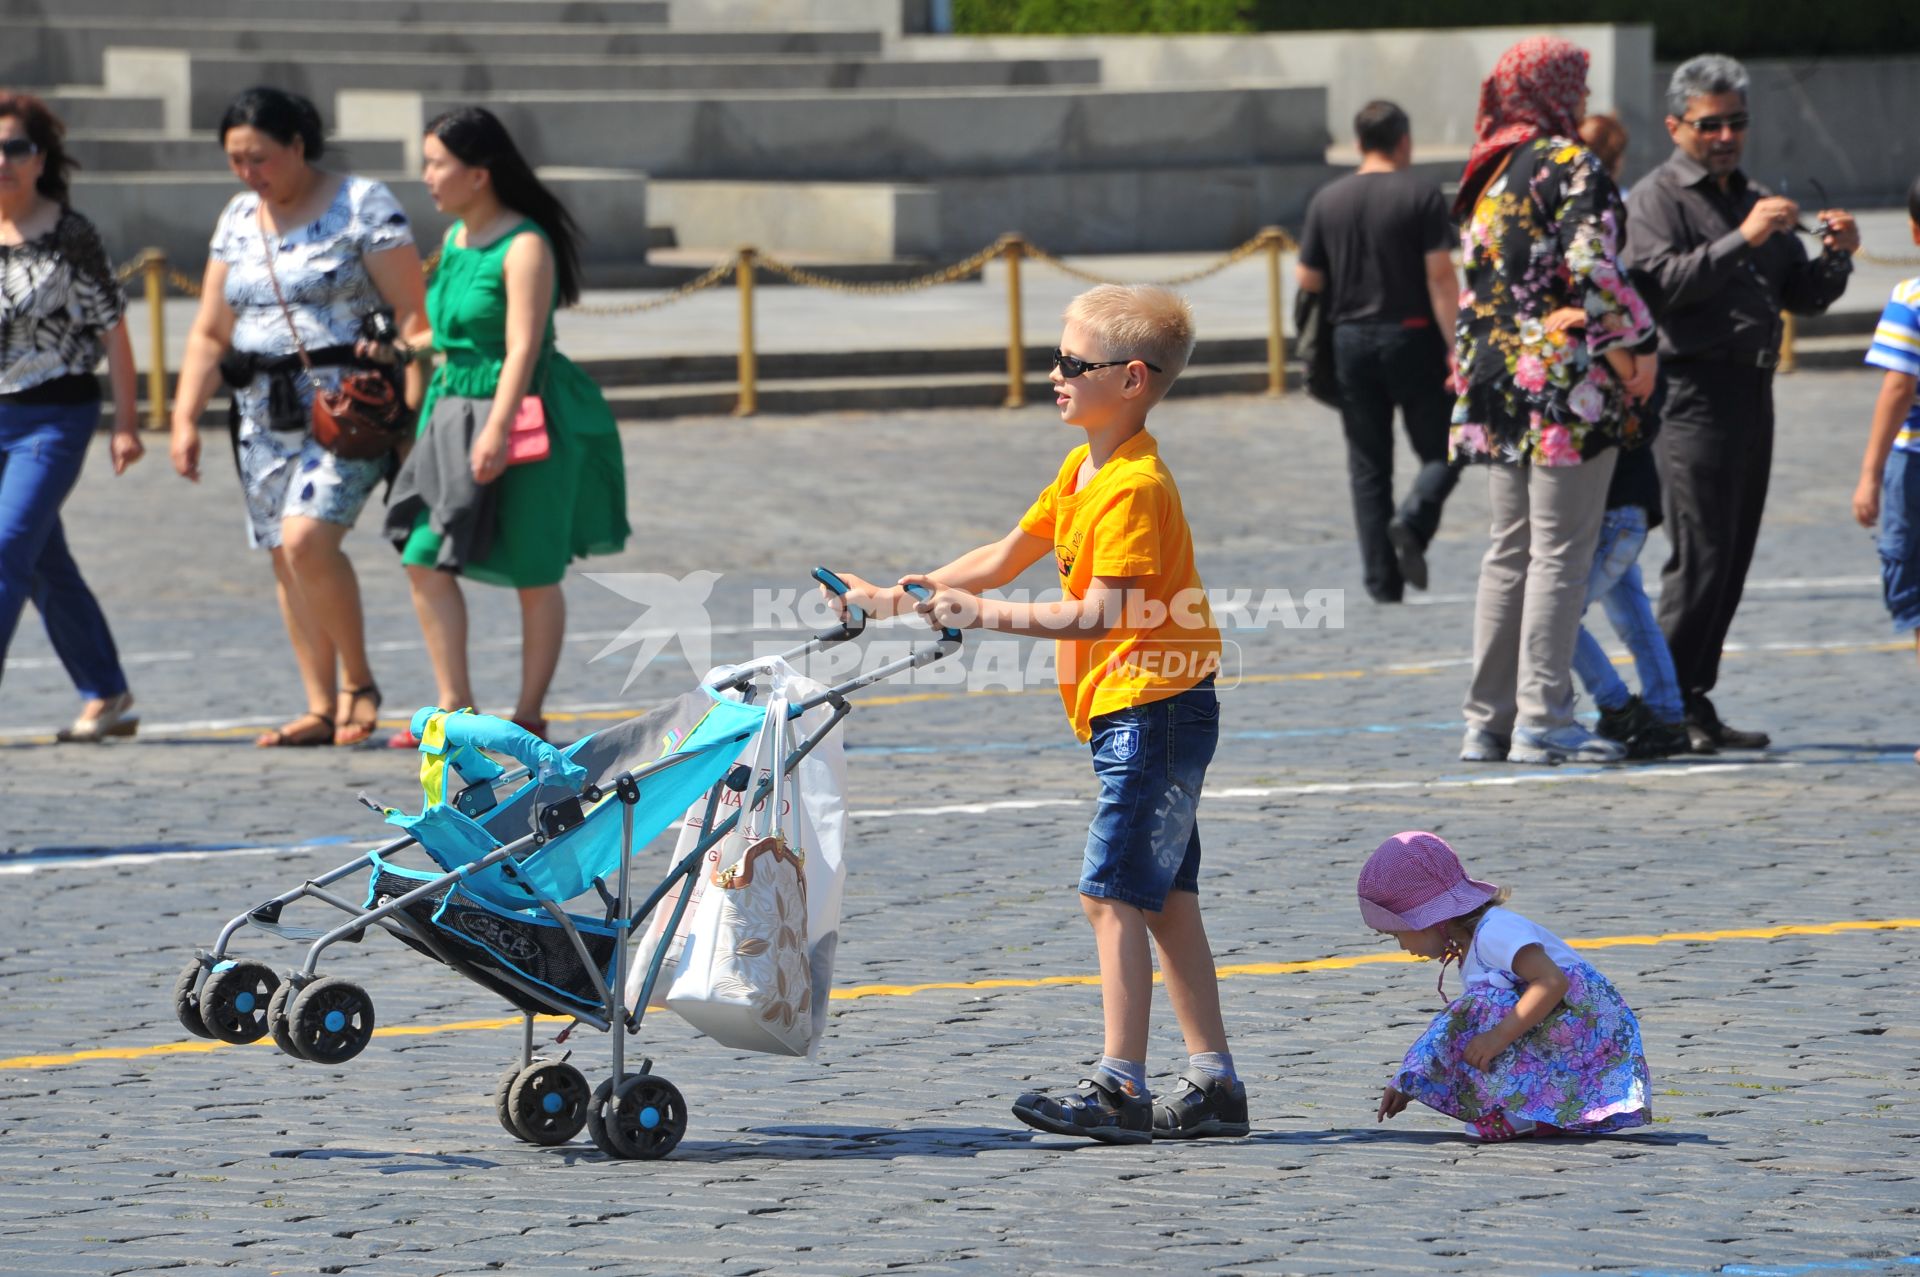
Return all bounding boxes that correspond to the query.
[1667,347,1779,370]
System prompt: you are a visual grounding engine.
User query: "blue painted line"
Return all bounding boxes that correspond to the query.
[1547,1258,1920,1277]
[1,834,359,864]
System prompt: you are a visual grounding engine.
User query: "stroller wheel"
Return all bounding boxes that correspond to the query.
[507,1061,591,1146]
[266,980,304,1059]
[199,961,279,1044]
[289,977,376,1064]
[600,1073,688,1161]
[172,959,214,1040]
[493,1065,527,1140]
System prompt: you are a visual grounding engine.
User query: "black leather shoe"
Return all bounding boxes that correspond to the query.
[1387,518,1428,592]
[1686,694,1770,751]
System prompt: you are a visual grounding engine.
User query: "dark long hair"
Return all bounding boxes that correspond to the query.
[0,92,76,205]
[218,86,326,161]
[427,107,582,306]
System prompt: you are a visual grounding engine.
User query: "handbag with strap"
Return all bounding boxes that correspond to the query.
[665,696,814,1056]
[507,353,550,466]
[258,204,409,461]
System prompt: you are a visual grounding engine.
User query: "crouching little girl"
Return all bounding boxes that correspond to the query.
[1358,831,1652,1141]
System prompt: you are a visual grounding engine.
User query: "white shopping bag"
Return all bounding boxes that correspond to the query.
[665,696,814,1055]
[629,658,849,1054]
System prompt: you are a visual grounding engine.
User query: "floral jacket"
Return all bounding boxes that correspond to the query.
[1450,137,1655,467]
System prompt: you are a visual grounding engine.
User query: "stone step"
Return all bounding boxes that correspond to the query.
[70,169,653,287]
[594,361,1283,419]
[8,20,895,88]
[32,88,168,131]
[649,162,1332,258]
[66,131,408,174]
[572,336,1277,389]
[25,0,669,23]
[348,84,1330,185]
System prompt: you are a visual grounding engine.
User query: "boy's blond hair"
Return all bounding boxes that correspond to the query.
[1063,284,1197,393]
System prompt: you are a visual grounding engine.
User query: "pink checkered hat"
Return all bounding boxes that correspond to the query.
[1356,832,1501,932]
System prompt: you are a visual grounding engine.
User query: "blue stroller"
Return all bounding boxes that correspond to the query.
[172,570,958,1159]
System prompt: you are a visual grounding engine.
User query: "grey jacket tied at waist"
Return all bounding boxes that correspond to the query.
[384,395,500,571]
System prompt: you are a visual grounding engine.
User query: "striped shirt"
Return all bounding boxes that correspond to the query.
[1865,276,1920,453]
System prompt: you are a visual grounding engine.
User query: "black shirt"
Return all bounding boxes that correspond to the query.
[1298,170,1452,328]
[1623,148,1851,361]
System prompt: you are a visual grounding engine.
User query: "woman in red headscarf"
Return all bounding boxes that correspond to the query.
[1450,36,1658,767]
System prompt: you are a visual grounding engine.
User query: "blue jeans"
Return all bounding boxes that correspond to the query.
[1571,506,1682,723]
[1878,448,1920,633]
[0,399,128,699]
[1080,679,1219,912]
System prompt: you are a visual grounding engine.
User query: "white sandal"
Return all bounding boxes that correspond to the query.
[56,691,139,743]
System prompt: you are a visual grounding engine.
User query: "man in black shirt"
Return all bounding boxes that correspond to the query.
[1625,54,1858,751]
[1297,100,1460,602]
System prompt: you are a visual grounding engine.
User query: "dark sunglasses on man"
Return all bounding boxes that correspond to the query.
[0,138,40,161]
[1051,349,1163,378]
[1680,112,1749,135]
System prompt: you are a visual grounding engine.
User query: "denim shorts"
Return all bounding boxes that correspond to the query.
[1880,449,1920,633]
[1080,678,1219,911]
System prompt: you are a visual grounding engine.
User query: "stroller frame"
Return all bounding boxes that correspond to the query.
[173,571,960,1158]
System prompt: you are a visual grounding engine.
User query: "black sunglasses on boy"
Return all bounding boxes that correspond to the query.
[1051,349,1163,378]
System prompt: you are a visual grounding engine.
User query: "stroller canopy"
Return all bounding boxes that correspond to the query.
[387,691,769,909]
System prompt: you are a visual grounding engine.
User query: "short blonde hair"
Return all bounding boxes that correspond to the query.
[1062,284,1197,390]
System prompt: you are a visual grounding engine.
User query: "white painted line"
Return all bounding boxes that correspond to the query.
[0,759,1824,874]
[846,760,1801,819]
[1406,573,1879,607]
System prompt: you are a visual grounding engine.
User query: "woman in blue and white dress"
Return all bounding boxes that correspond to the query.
[170,87,428,747]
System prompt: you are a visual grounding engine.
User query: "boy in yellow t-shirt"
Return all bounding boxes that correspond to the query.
[831,285,1243,1144]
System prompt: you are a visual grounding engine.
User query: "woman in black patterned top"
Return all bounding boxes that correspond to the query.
[0,92,143,742]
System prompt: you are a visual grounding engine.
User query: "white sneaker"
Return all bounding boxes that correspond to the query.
[1510,724,1628,765]
[1460,728,1510,762]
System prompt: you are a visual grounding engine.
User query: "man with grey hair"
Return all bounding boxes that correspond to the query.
[1625,53,1859,753]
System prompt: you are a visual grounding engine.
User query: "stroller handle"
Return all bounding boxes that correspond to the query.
[900,580,965,645]
[811,566,867,639]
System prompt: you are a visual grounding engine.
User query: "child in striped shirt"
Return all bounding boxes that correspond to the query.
[1855,174,1920,764]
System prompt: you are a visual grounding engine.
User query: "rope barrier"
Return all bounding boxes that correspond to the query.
[113,224,1299,420]
[752,236,1011,295]
[1021,228,1295,288]
[1858,248,1920,269]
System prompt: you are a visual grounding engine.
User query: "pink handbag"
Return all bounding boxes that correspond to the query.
[507,357,550,466]
[507,395,548,465]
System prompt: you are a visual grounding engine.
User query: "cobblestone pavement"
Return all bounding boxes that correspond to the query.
[2,371,1916,1275]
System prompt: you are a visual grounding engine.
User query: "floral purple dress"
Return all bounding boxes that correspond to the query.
[1450,137,1654,467]
[1393,907,1652,1133]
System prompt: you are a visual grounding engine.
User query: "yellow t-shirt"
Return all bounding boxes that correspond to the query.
[1018,430,1222,741]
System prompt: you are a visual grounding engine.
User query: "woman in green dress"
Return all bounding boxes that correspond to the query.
[383,107,628,744]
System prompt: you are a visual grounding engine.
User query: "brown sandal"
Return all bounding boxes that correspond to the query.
[257,711,336,748]
[333,684,383,746]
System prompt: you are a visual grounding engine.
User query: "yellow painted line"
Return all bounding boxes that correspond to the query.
[4,918,1913,1073]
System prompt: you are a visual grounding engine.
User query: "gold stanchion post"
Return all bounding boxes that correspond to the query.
[734,246,757,416]
[142,249,169,430]
[1263,228,1286,397]
[1003,235,1025,408]
[1779,312,1797,374]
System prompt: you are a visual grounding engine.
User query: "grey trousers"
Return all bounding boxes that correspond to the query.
[1463,450,1618,737]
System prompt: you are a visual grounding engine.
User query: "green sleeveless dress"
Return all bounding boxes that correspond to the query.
[400,221,629,588]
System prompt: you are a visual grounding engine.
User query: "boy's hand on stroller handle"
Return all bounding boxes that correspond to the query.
[899,577,969,642]
[812,566,868,629]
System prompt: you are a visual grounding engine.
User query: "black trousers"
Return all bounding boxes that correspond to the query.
[1653,363,1775,699]
[1331,321,1460,601]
